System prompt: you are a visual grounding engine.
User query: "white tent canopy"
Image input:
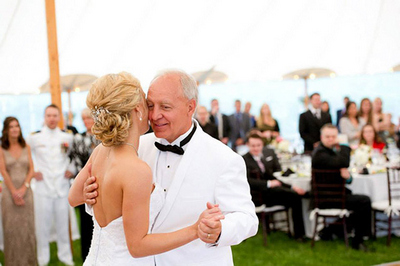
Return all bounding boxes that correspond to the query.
[1,0,400,94]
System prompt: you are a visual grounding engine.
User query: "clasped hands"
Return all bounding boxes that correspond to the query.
[12,186,27,206]
[83,174,224,244]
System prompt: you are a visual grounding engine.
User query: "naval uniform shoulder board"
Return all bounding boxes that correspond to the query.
[30,130,41,135]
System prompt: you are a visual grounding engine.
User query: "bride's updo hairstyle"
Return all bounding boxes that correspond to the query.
[86,72,143,147]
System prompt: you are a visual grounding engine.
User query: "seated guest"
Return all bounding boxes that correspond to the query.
[359,124,385,152]
[196,105,218,139]
[339,101,366,147]
[209,99,230,144]
[243,133,306,240]
[358,98,373,125]
[312,124,372,250]
[256,103,280,144]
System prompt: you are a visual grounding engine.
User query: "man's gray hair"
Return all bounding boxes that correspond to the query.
[151,69,198,104]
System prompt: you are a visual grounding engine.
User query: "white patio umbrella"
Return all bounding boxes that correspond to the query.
[283,68,336,109]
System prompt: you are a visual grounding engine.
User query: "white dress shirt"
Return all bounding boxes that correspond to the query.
[309,106,321,119]
[155,123,194,193]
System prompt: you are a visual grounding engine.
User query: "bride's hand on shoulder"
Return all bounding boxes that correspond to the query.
[196,202,225,243]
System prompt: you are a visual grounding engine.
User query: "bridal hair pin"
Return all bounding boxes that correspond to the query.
[91,106,111,122]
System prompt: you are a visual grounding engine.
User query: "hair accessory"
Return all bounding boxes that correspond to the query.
[91,106,111,122]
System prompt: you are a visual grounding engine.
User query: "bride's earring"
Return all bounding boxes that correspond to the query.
[138,111,143,121]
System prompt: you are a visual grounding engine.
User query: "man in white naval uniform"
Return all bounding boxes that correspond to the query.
[27,104,74,266]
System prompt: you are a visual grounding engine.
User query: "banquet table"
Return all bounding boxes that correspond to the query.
[277,171,398,238]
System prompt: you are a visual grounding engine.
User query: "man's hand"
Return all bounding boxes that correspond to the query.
[269,180,282,188]
[221,137,229,145]
[33,171,43,181]
[340,168,350,179]
[84,164,98,205]
[197,202,224,244]
[64,170,74,179]
[292,186,306,196]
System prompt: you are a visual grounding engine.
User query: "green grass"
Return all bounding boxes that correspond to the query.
[232,231,400,266]
[0,229,398,265]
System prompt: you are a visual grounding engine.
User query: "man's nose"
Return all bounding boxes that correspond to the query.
[150,106,162,121]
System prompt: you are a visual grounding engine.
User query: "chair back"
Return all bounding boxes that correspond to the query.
[249,169,264,207]
[386,167,400,205]
[311,169,345,209]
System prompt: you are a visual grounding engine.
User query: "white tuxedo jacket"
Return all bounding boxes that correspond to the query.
[138,122,258,266]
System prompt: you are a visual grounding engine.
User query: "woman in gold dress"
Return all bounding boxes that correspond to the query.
[0,117,37,265]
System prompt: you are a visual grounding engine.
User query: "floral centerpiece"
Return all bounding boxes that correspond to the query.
[353,144,371,166]
[270,137,291,153]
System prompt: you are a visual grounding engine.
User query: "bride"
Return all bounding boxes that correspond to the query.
[68,72,223,265]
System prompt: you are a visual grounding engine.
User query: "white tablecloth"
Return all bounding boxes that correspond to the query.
[278,171,396,238]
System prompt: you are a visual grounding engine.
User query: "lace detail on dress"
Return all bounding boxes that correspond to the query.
[84,183,165,266]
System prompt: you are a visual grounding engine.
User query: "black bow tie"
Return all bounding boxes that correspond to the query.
[154,123,197,155]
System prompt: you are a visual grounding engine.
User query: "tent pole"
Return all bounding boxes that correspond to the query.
[45,0,63,129]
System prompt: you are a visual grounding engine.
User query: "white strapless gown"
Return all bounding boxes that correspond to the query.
[83,184,165,266]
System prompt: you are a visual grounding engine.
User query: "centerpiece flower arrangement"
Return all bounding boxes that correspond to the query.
[353,144,371,167]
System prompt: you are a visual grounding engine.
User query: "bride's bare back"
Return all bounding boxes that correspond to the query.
[90,144,153,228]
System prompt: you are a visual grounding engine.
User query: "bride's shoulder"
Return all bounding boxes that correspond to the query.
[112,157,152,185]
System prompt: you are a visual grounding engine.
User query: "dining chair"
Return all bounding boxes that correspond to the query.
[255,204,291,246]
[250,170,291,246]
[310,168,350,248]
[372,166,400,246]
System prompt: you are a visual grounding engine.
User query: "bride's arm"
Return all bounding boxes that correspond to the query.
[122,160,222,258]
[68,147,98,207]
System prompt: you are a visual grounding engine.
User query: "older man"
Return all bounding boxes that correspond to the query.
[196,105,218,139]
[85,70,258,265]
[312,124,372,251]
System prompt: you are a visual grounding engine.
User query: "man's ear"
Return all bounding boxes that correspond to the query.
[188,99,196,116]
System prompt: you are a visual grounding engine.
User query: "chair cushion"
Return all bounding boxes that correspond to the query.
[255,204,286,213]
[309,208,350,221]
[372,200,400,216]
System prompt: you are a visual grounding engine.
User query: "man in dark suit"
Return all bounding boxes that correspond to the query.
[243,133,306,239]
[312,124,372,250]
[229,100,251,151]
[209,99,230,144]
[299,93,332,153]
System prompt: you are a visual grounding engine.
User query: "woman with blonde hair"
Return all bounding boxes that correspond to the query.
[68,72,222,265]
[256,103,280,143]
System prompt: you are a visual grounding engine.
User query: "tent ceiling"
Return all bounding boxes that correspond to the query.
[1,0,400,94]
